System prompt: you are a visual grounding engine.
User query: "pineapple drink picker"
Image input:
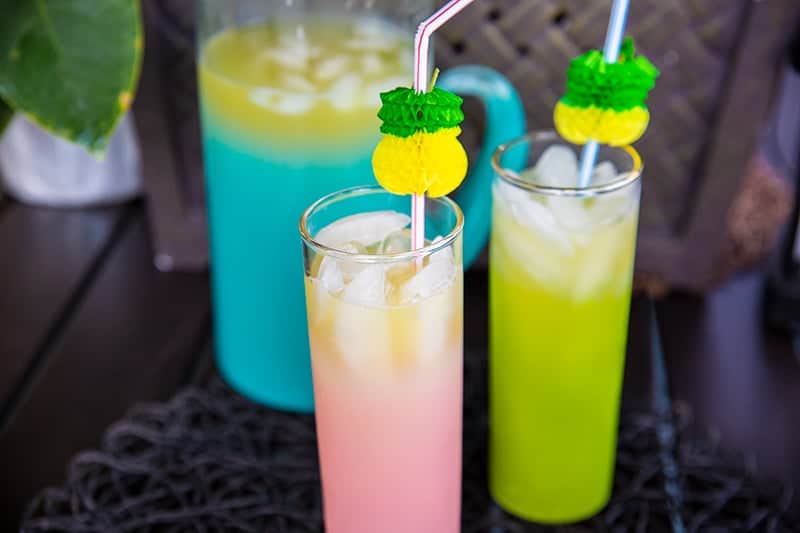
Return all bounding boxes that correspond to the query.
[372,0,480,253]
[372,70,468,199]
[554,37,659,147]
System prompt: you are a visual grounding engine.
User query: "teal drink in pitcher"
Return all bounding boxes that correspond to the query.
[197,0,525,411]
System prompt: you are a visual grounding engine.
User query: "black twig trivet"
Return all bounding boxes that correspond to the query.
[21,349,797,532]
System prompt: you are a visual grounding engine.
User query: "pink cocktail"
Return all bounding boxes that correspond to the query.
[300,186,464,533]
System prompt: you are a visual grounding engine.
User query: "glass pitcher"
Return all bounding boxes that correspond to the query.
[197,0,525,411]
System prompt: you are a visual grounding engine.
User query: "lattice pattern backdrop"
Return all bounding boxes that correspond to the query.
[137,0,794,287]
[435,0,750,232]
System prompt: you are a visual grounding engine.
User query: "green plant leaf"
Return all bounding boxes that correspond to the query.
[0,98,13,134]
[0,0,143,153]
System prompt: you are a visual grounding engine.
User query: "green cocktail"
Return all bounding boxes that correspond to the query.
[489,132,642,523]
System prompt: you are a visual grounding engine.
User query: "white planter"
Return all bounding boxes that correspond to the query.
[0,113,142,207]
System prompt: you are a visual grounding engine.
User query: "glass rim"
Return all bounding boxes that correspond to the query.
[299,185,464,264]
[491,130,643,198]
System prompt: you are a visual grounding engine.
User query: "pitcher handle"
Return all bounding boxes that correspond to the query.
[437,65,527,268]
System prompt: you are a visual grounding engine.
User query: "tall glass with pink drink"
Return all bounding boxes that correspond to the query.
[300,186,463,533]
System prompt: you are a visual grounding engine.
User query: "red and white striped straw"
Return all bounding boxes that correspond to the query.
[410,0,477,251]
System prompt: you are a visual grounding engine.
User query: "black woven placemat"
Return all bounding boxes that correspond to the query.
[21,348,797,532]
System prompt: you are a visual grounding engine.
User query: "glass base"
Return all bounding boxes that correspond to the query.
[490,483,610,525]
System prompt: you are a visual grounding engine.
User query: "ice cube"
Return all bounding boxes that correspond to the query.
[339,241,371,280]
[276,29,321,62]
[354,17,388,38]
[316,241,368,293]
[548,195,594,233]
[546,160,625,233]
[281,73,316,93]
[263,47,311,70]
[249,88,277,106]
[274,94,315,114]
[429,236,453,264]
[344,38,396,52]
[341,265,386,306]
[326,74,363,111]
[493,220,566,287]
[590,187,636,228]
[572,230,628,300]
[361,53,383,74]
[316,55,351,81]
[552,190,636,239]
[377,229,411,255]
[592,161,619,184]
[249,88,314,115]
[531,145,579,187]
[318,257,345,294]
[494,180,573,253]
[314,211,411,249]
[402,258,455,302]
[348,19,399,50]
[307,277,335,327]
[415,288,454,366]
[334,290,389,370]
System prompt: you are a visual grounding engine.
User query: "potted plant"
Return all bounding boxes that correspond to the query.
[0,0,144,207]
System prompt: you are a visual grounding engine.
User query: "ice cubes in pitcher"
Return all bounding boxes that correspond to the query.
[326,74,363,111]
[316,55,351,81]
[249,88,315,115]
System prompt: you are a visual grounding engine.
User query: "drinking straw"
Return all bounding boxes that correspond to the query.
[576,0,631,188]
[411,0,477,250]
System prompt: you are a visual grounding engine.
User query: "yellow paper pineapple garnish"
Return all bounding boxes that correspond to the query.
[372,85,467,197]
[554,37,659,146]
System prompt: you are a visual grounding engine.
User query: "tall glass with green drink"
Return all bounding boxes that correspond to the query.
[489,131,642,523]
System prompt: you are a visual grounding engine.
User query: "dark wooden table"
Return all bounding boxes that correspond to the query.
[1,199,799,531]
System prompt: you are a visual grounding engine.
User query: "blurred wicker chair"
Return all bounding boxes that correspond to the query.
[135,0,800,292]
